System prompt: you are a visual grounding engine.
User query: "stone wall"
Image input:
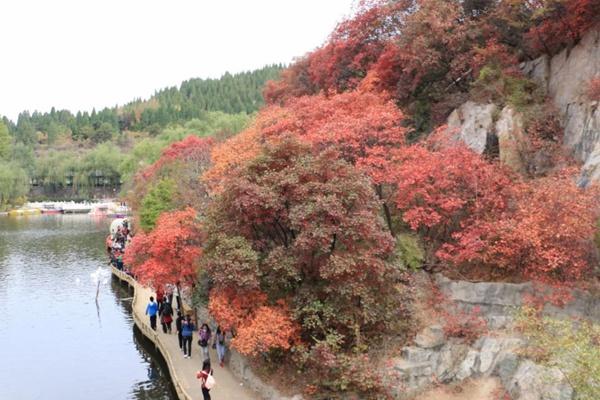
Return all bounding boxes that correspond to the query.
[385,274,599,399]
[435,274,600,325]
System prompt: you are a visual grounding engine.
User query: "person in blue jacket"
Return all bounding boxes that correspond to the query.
[181,315,196,359]
[145,296,159,331]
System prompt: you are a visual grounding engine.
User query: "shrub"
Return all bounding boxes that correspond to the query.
[515,307,600,400]
[394,233,425,270]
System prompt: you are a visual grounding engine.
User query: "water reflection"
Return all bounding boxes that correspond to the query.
[0,215,176,400]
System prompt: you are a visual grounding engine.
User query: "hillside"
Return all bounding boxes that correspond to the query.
[121,1,600,399]
[0,65,282,207]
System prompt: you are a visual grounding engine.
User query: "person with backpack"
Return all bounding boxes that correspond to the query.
[196,359,215,400]
[145,296,158,331]
[175,311,184,352]
[182,315,195,359]
[214,326,227,367]
[198,323,212,361]
[159,298,173,334]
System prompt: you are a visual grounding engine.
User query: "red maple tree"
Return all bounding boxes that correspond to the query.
[123,207,204,289]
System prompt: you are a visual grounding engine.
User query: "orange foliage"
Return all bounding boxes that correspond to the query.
[208,288,299,356]
[203,125,263,194]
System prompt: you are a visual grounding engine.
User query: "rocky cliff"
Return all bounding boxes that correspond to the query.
[449,26,600,183]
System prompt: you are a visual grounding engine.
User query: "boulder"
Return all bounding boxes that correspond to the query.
[435,274,531,315]
[435,342,469,382]
[415,325,445,349]
[402,346,438,364]
[477,337,524,375]
[447,101,497,154]
[493,351,520,388]
[455,349,480,381]
[506,360,573,400]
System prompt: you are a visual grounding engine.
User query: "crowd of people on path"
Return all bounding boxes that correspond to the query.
[107,220,131,272]
[107,219,223,399]
[146,292,228,400]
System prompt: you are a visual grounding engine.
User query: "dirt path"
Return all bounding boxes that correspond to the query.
[414,378,502,400]
[116,267,259,400]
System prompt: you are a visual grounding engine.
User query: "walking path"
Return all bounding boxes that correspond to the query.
[112,266,259,400]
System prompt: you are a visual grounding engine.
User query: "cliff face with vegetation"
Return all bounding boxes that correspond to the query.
[522,27,600,183]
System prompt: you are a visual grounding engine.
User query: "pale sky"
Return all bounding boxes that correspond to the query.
[0,0,355,121]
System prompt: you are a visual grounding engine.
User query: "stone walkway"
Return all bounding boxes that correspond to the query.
[113,267,259,400]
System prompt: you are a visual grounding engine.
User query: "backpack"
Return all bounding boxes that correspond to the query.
[205,372,216,390]
[162,302,172,316]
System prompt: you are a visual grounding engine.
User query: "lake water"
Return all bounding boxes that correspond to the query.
[0,215,176,400]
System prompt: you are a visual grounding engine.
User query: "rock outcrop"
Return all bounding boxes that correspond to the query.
[446,101,527,173]
[390,328,573,400]
[521,27,600,183]
[448,27,600,182]
[447,101,497,154]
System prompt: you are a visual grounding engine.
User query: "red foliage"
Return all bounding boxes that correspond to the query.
[443,171,600,284]
[123,207,204,288]
[129,135,214,214]
[442,306,488,343]
[305,0,409,93]
[260,90,408,184]
[392,142,514,242]
[205,137,399,351]
[263,58,317,105]
[588,77,600,101]
[142,135,214,180]
[525,0,600,55]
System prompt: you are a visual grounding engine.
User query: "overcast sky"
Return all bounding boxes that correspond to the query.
[0,0,355,121]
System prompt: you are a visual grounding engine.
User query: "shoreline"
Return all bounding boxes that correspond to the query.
[111,266,195,400]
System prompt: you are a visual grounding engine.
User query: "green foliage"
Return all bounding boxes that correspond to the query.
[394,233,425,270]
[0,161,29,210]
[0,122,11,160]
[516,307,600,400]
[139,178,175,231]
[472,64,542,110]
[2,65,279,146]
[90,122,116,143]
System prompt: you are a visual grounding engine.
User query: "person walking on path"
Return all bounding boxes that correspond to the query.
[214,326,227,367]
[156,286,164,310]
[197,359,214,400]
[182,315,195,358]
[176,311,184,351]
[198,323,212,361]
[159,298,173,333]
[145,296,159,331]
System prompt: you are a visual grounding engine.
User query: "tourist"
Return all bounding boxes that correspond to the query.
[214,326,227,367]
[182,315,195,358]
[145,296,158,331]
[156,286,164,310]
[198,323,212,361]
[197,359,214,400]
[176,311,184,351]
[159,298,173,334]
